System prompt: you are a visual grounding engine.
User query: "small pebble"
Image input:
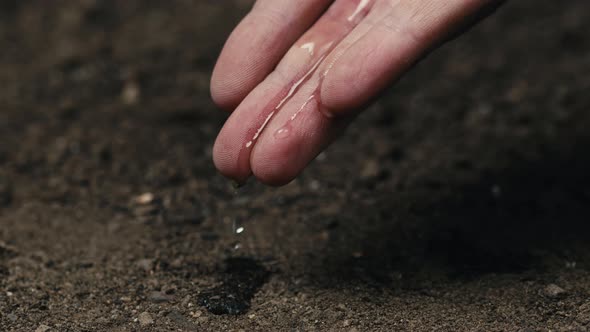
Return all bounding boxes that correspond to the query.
[138,312,154,327]
[35,325,51,332]
[149,291,173,303]
[134,192,155,205]
[136,259,154,272]
[181,295,191,307]
[360,159,380,180]
[121,80,141,105]
[543,284,566,298]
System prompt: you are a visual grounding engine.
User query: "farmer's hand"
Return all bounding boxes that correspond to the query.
[212,0,503,186]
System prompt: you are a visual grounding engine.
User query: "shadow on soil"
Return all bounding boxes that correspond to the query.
[313,137,590,287]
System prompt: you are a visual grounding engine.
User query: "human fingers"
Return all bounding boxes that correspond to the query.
[210,0,333,110]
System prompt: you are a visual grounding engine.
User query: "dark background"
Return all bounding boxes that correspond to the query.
[1,1,589,331]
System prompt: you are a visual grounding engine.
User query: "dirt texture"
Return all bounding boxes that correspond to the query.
[1,1,590,331]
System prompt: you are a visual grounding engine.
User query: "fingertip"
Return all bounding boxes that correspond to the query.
[250,146,301,187]
[212,135,252,184]
[249,105,344,187]
[209,72,237,111]
[249,116,313,187]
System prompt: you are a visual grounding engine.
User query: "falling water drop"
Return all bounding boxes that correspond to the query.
[230,218,245,251]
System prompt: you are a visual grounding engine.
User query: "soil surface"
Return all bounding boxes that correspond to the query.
[1,1,590,331]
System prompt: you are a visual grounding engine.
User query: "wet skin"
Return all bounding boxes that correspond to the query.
[212,0,504,186]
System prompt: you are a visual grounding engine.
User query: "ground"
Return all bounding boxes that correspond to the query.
[0,1,590,331]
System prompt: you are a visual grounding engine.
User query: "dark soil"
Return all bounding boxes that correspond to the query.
[1,1,590,331]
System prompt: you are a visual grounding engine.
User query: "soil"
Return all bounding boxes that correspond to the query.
[1,1,590,331]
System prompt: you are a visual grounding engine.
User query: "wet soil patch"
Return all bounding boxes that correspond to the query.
[198,257,270,315]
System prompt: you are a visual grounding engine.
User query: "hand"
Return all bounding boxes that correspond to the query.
[212,0,503,186]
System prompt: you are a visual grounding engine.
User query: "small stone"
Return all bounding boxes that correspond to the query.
[35,325,51,332]
[95,316,109,325]
[167,309,199,329]
[121,80,141,105]
[131,193,163,221]
[136,259,154,272]
[170,258,184,269]
[134,192,155,205]
[343,319,351,327]
[181,295,191,307]
[7,313,17,322]
[543,284,566,298]
[360,159,380,180]
[138,312,154,327]
[149,291,173,303]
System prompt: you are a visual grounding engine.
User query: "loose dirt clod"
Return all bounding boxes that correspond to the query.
[138,312,154,327]
[34,325,51,332]
[543,284,566,298]
[148,291,173,303]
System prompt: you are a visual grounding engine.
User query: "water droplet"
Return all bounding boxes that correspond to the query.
[348,0,372,22]
[232,219,242,233]
[300,42,315,56]
[230,218,244,251]
[274,126,292,140]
